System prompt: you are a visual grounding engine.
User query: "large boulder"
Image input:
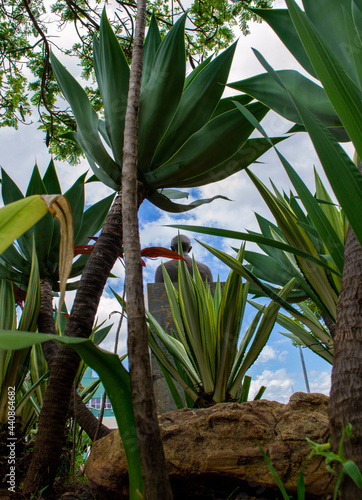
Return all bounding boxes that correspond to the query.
[86,393,334,499]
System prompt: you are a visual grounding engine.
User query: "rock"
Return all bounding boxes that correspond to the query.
[86,393,334,499]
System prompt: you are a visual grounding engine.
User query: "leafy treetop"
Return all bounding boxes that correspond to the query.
[0,0,273,163]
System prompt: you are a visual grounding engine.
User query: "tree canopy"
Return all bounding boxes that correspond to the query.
[0,0,273,163]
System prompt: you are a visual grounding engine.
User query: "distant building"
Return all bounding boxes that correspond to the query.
[82,367,117,429]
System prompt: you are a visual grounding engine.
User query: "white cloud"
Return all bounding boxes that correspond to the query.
[278,350,289,363]
[250,368,295,404]
[254,345,277,364]
[309,371,331,397]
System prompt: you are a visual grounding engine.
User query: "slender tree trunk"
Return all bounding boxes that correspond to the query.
[329,185,362,496]
[38,279,111,441]
[121,0,173,498]
[23,195,124,494]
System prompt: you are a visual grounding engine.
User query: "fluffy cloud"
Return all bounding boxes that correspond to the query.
[309,371,331,397]
[250,368,295,404]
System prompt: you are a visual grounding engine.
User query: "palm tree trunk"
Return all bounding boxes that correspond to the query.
[121,0,173,498]
[329,164,362,497]
[38,279,111,441]
[23,194,124,494]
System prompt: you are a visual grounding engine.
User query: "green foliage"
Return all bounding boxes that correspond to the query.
[144,242,294,406]
[0,248,46,434]
[260,424,362,500]
[0,159,114,291]
[0,330,144,500]
[51,9,283,212]
[0,0,274,163]
[229,0,362,246]
[170,161,343,360]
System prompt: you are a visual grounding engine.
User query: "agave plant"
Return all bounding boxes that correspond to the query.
[0,160,114,292]
[228,0,362,245]
[49,9,284,213]
[145,243,295,407]
[171,162,342,360]
[0,246,42,432]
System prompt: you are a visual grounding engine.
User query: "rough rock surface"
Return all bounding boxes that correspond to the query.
[86,393,334,499]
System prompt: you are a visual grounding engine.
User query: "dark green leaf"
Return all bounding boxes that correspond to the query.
[50,52,122,188]
[42,159,62,194]
[94,9,130,164]
[148,190,230,213]
[152,42,237,167]
[141,14,162,91]
[138,14,187,170]
[250,7,317,77]
[145,103,268,189]
[173,136,285,189]
[75,193,115,246]
[229,70,344,129]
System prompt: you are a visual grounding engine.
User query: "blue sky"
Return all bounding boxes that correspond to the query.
[0,0,342,403]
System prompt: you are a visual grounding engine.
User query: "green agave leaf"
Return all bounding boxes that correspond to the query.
[145,103,269,189]
[183,55,213,91]
[235,279,296,385]
[0,196,53,256]
[290,95,362,248]
[227,101,340,315]
[279,155,344,273]
[24,166,54,273]
[75,193,115,246]
[141,14,162,91]
[0,331,144,500]
[238,375,252,403]
[287,122,349,142]
[195,240,331,338]
[159,364,185,409]
[314,168,345,245]
[152,42,237,167]
[173,136,285,189]
[211,94,253,118]
[18,245,40,332]
[0,263,25,284]
[147,190,229,213]
[1,168,24,205]
[214,249,246,402]
[147,311,200,384]
[0,244,31,276]
[42,159,62,195]
[286,0,362,158]
[250,7,317,78]
[138,14,187,170]
[50,52,122,187]
[147,327,198,401]
[244,250,295,287]
[248,300,333,363]
[1,169,31,262]
[302,0,360,87]
[94,9,130,164]
[169,224,341,275]
[26,164,47,197]
[0,279,16,331]
[158,189,189,200]
[229,69,345,132]
[63,173,87,245]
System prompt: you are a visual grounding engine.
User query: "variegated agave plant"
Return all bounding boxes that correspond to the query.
[50,9,284,213]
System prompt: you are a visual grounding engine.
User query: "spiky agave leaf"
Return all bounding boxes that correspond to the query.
[0,161,113,291]
[50,8,283,212]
